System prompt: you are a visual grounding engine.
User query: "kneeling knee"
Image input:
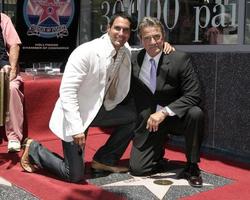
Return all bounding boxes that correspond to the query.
[66,170,85,183]
[68,175,84,183]
[187,106,204,120]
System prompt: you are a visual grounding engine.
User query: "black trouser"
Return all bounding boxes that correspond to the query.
[28,101,136,183]
[129,106,204,176]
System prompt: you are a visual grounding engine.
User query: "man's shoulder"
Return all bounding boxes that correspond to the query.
[131,48,144,62]
[0,13,11,22]
[75,37,104,53]
[69,37,107,62]
[79,37,103,47]
[132,48,145,57]
[166,50,189,60]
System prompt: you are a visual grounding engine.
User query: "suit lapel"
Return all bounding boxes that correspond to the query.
[132,50,153,94]
[156,54,170,91]
[132,49,144,78]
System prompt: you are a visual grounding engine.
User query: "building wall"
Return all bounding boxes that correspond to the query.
[171,52,250,162]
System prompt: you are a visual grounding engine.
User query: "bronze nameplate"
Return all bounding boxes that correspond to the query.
[153,180,173,185]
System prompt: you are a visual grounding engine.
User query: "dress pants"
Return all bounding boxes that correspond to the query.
[28,100,136,183]
[130,106,204,176]
[5,76,24,141]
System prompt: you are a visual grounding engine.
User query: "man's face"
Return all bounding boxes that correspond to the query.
[107,17,131,51]
[140,26,164,57]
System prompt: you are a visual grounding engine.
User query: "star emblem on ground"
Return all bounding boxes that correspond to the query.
[87,166,232,200]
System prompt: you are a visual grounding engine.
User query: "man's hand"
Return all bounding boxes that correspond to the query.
[9,70,17,81]
[163,42,175,54]
[0,65,11,74]
[146,111,168,132]
[72,133,86,148]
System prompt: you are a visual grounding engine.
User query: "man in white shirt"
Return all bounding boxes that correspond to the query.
[20,12,136,183]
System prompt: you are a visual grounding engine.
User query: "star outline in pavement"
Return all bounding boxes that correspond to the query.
[0,177,12,187]
[102,169,212,200]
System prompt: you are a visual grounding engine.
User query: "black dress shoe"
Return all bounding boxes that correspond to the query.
[152,158,169,173]
[179,163,203,188]
[90,168,111,178]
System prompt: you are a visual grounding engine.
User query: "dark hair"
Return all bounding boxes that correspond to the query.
[138,17,165,39]
[109,12,133,30]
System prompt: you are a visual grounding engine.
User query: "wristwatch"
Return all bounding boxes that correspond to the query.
[161,107,168,116]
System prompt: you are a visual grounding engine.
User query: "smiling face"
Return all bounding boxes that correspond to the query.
[140,25,164,57]
[107,16,131,51]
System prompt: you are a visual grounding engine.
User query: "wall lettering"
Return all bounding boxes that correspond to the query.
[99,0,237,43]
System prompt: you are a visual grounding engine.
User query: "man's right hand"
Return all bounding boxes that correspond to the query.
[146,111,168,132]
[72,133,86,148]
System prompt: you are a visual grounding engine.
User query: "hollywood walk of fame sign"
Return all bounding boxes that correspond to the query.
[16,0,80,63]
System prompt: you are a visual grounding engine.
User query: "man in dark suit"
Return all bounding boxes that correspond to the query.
[129,17,204,187]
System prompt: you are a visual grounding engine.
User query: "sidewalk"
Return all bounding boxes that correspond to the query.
[0,177,38,200]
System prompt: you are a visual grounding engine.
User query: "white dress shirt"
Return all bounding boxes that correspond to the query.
[139,51,176,116]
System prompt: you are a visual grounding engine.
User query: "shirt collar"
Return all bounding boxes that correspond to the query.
[103,33,125,58]
[145,51,162,67]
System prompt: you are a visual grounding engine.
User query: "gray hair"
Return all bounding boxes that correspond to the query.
[138,17,165,39]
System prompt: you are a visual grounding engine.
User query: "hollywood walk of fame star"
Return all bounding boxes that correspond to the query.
[0,177,12,187]
[38,0,61,25]
[103,169,212,200]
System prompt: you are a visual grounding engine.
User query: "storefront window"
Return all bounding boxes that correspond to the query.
[91,0,238,45]
[91,0,137,41]
[245,0,250,44]
[1,0,17,23]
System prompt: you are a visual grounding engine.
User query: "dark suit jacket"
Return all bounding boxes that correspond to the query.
[131,49,202,148]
